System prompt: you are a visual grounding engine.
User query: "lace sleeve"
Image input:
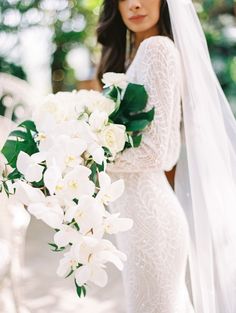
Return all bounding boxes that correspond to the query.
[107,36,182,173]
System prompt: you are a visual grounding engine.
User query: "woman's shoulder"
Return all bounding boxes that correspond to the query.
[138,35,179,58]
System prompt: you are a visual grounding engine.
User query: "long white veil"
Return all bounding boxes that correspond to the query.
[168,0,236,312]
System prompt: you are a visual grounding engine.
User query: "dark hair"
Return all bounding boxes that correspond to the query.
[96,0,173,83]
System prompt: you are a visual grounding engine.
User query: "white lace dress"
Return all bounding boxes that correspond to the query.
[107,36,195,313]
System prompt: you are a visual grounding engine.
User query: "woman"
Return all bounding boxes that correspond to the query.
[96,1,236,313]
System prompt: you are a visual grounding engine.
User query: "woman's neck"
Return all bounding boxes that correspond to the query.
[134,25,160,50]
[126,25,160,71]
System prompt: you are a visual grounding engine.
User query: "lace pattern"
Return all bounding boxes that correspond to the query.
[108,36,194,313]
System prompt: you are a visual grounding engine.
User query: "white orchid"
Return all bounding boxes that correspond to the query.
[13,180,43,205]
[103,211,133,234]
[96,171,124,205]
[16,151,45,182]
[65,195,105,235]
[28,196,64,229]
[13,180,64,228]
[43,160,62,195]
[54,224,83,247]
[96,239,127,270]
[55,166,95,201]
[45,135,87,171]
[36,118,87,152]
[57,244,81,277]
[74,237,127,287]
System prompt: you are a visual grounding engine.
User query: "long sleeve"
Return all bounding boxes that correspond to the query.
[107,36,182,173]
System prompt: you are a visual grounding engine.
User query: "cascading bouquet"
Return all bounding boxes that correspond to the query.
[0,73,154,297]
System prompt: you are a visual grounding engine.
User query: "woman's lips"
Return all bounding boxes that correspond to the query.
[129,15,147,22]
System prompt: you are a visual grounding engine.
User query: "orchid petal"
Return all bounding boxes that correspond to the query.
[75,265,91,286]
[109,179,125,202]
[98,172,111,189]
[90,266,108,287]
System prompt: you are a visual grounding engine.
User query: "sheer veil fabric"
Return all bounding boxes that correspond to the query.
[167,0,236,312]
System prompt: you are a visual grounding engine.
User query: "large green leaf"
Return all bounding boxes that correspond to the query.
[1,139,38,168]
[121,83,148,113]
[126,119,150,132]
[128,107,155,122]
[1,120,39,168]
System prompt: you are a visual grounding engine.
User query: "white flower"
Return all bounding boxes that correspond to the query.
[57,244,81,277]
[75,262,108,288]
[74,237,127,287]
[73,121,97,144]
[13,180,43,205]
[103,211,133,234]
[65,195,105,235]
[88,110,108,132]
[57,236,127,288]
[96,239,127,270]
[96,171,124,205]
[98,124,126,157]
[33,91,80,123]
[28,196,64,229]
[13,181,64,228]
[102,72,128,89]
[77,90,115,115]
[16,151,45,182]
[86,142,105,165]
[54,224,83,247]
[43,160,62,195]
[45,135,87,171]
[73,237,109,287]
[55,166,95,201]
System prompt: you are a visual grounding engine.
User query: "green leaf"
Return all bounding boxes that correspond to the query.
[7,168,22,180]
[48,243,65,252]
[19,120,37,133]
[9,130,29,140]
[74,279,87,298]
[103,146,112,158]
[104,86,118,99]
[89,162,98,184]
[129,107,155,122]
[81,285,87,297]
[1,139,20,168]
[121,83,148,113]
[132,134,142,147]
[65,269,74,279]
[126,119,150,132]
[1,138,38,168]
[1,121,39,169]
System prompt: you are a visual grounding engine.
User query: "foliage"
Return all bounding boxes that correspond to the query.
[198,0,236,112]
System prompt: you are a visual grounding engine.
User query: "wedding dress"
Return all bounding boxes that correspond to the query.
[107,35,195,313]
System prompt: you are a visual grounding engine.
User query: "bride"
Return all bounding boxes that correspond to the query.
[96,1,236,313]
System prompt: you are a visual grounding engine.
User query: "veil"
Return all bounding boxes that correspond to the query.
[167,0,236,312]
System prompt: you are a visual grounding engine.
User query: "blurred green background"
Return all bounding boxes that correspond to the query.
[0,0,235,117]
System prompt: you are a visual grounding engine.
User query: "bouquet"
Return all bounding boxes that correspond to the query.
[0,72,154,297]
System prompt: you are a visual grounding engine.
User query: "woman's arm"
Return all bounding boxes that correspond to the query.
[107,36,182,173]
